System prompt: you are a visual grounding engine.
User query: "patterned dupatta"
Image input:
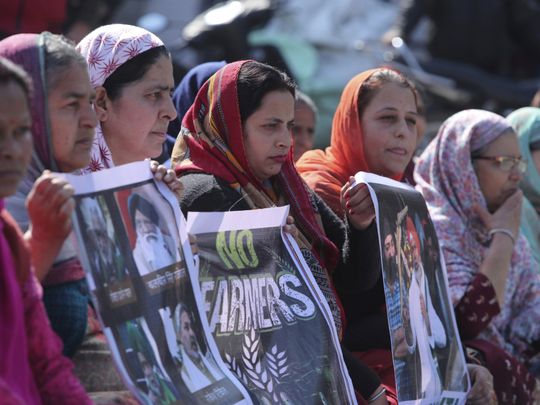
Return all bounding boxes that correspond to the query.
[77,24,164,173]
[171,61,343,332]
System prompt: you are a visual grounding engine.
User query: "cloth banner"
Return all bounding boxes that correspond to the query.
[187,206,357,404]
[63,161,251,405]
[354,172,470,405]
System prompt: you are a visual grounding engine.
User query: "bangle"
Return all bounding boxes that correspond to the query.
[368,386,386,403]
[488,228,515,245]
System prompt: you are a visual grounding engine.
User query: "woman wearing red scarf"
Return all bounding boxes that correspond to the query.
[172,60,388,403]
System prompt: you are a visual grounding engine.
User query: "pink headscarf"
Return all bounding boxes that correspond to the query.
[414,109,540,366]
[77,24,164,173]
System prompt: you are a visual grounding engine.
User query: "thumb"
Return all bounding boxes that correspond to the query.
[472,203,491,228]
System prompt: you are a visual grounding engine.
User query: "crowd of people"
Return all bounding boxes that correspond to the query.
[0,16,540,405]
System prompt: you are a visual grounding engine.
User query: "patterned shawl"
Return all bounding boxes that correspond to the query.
[296,68,404,217]
[414,109,540,364]
[507,107,540,265]
[77,24,164,173]
[0,33,84,285]
[171,61,343,331]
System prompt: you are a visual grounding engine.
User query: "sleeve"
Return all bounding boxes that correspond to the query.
[453,273,500,340]
[22,275,91,405]
[0,379,25,405]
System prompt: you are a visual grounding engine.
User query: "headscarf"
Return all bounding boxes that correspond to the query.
[0,200,40,404]
[296,68,405,217]
[167,60,226,137]
[171,61,343,331]
[507,107,540,265]
[0,33,84,286]
[414,109,540,364]
[77,24,164,173]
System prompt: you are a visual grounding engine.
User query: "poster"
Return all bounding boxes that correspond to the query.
[187,206,357,405]
[353,172,470,405]
[63,161,251,405]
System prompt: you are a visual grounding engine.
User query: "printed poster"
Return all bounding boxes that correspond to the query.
[187,206,357,405]
[63,161,252,405]
[354,172,470,405]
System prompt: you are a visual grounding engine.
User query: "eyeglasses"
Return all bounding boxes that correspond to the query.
[473,156,527,173]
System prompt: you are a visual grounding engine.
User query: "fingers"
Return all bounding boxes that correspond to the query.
[466,364,496,405]
[472,203,491,228]
[286,216,295,225]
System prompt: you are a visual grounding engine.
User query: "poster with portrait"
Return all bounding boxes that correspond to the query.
[353,172,470,405]
[62,161,252,405]
[187,206,357,405]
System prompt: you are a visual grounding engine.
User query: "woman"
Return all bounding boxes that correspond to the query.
[415,109,540,403]
[296,68,497,404]
[171,60,388,404]
[296,68,418,402]
[0,56,90,404]
[0,32,97,358]
[292,89,318,162]
[507,107,540,265]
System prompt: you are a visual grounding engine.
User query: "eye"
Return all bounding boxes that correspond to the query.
[14,126,31,138]
[380,115,396,122]
[67,100,80,110]
[406,117,417,126]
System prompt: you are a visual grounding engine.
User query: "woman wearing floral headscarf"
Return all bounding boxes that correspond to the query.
[507,107,540,265]
[415,109,540,403]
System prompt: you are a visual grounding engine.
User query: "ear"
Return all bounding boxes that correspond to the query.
[94,86,110,121]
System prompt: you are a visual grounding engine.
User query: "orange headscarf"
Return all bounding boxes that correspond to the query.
[296,68,404,217]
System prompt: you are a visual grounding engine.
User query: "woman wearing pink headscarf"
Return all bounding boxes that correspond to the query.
[415,109,540,404]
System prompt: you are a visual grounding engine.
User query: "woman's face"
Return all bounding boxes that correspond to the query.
[361,82,418,177]
[49,62,97,172]
[244,90,295,182]
[292,102,315,161]
[100,54,176,165]
[474,129,523,212]
[0,81,32,198]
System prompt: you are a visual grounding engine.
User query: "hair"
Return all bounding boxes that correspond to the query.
[102,46,170,101]
[237,61,296,125]
[41,32,86,90]
[0,57,32,103]
[296,89,318,119]
[173,303,190,334]
[358,68,418,118]
[128,193,159,228]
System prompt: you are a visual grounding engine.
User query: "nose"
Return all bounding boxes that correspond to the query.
[82,102,98,129]
[509,164,523,182]
[162,95,178,122]
[277,127,293,150]
[395,117,415,140]
[1,131,29,161]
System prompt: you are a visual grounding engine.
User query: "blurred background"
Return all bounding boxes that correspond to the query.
[2,0,540,150]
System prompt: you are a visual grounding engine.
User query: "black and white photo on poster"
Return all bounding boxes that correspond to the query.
[353,172,470,405]
[187,206,357,405]
[62,161,252,405]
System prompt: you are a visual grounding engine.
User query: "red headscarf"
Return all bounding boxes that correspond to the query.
[172,61,339,273]
[296,68,405,217]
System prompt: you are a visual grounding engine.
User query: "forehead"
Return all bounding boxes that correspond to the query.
[368,82,416,111]
[133,54,174,89]
[255,90,295,116]
[0,81,30,117]
[49,62,92,95]
[482,129,520,155]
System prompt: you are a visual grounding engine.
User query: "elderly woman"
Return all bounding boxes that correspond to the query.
[415,109,540,403]
[507,107,540,265]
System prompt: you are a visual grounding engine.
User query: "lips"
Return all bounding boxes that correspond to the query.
[269,155,287,163]
[387,147,408,156]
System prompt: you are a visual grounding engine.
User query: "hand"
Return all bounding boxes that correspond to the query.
[149,160,184,200]
[27,170,75,243]
[392,327,409,358]
[473,190,522,239]
[466,364,497,405]
[283,216,298,239]
[341,177,375,230]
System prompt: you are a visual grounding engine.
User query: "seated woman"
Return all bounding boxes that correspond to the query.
[507,107,540,265]
[415,109,540,402]
[296,68,498,404]
[171,60,387,404]
[0,32,97,357]
[0,56,90,404]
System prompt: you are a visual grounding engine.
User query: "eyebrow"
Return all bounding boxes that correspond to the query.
[377,107,418,116]
[63,90,96,100]
[145,84,173,92]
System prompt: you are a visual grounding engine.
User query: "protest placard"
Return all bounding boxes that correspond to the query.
[64,161,251,405]
[353,172,470,405]
[187,206,357,405]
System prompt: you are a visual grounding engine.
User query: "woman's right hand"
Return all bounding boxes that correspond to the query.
[27,170,75,242]
[341,176,375,230]
[474,189,522,239]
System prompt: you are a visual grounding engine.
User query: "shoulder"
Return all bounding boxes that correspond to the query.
[179,173,247,213]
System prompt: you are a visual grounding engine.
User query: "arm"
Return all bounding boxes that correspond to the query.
[22,275,91,404]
